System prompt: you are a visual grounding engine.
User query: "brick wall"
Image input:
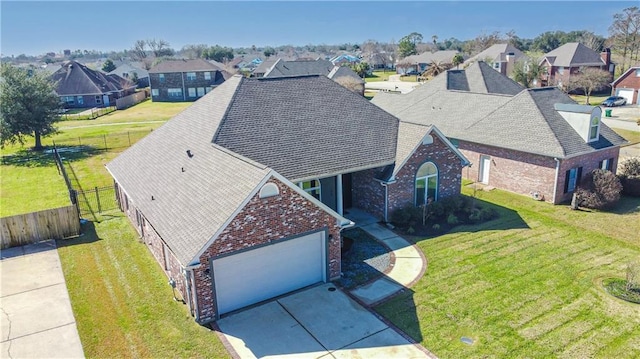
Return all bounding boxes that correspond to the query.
[388,135,463,215]
[613,68,640,104]
[194,177,342,323]
[150,71,221,102]
[351,167,386,220]
[458,141,621,204]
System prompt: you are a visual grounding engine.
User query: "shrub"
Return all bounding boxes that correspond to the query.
[447,213,459,225]
[575,169,623,209]
[468,208,481,223]
[390,205,423,227]
[432,224,441,231]
[479,207,497,221]
[618,157,640,197]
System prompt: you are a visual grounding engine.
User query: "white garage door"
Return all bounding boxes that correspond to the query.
[616,88,634,104]
[213,231,326,315]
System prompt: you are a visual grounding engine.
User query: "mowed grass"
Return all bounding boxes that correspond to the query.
[376,187,640,359]
[614,128,640,146]
[57,214,230,358]
[570,94,610,105]
[0,101,186,217]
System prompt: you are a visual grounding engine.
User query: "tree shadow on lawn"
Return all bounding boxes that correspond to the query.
[1,145,103,167]
[609,195,640,215]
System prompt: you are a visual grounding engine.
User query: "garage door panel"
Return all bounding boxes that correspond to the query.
[616,88,634,104]
[213,232,325,315]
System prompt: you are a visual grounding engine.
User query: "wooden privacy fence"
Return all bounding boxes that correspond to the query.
[116,91,147,110]
[1,205,80,249]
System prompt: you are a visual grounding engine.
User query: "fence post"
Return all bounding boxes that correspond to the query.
[95,186,102,213]
[78,137,81,146]
[128,132,131,147]
[103,134,107,151]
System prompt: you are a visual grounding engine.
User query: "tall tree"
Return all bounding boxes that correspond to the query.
[452,54,464,69]
[609,7,640,74]
[511,58,546,88]
[0,64,62,150]
[566,68,612,104]
[147,38,174,57]
[350,62,370,78]
[422,61,452,77]
[102,59,116,72]
[205,45,234,63]
[398,32,423,58]
[181,44,208,59]
[263,46,276,57]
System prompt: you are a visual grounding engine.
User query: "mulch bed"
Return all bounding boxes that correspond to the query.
[336,227,391,289]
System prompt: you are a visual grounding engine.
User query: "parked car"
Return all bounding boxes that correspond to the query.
[404,69,419,76]
[601,96,627,107]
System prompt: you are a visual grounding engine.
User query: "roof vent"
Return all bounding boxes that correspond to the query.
[186,150,193,158]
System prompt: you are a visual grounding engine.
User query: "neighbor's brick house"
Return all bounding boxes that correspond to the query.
[107,75,467,324]
[611,65,640,105]
[50,60,136,108]
[373,61,626,205]
[539,43,615,88]
[148,59,228,102]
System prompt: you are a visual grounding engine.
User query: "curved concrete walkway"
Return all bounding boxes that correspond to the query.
[345,210,426,306]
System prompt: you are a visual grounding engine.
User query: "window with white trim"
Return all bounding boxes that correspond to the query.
[589,116,600,141]
[204,72,211,80]
[301,180,321,200]
[159,73,165,83]
[61,96,74,105]
[77,96,83,105]
[186,72,196,81]
[197,87,205,97]
[168,88,182,98]
[415,162,438,206]
[151,89,159,97]
[188,88,196,97]
[636,69,640,77]
[557,67,564,75]
[599,158,614,171]
[95,95,102,104]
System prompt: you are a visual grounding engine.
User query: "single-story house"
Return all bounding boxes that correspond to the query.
[463,43,527,77]
[263,58,365,94]
[373,61,627,204]
[396,50,460,75]
[148,59,229,102]
[611,65,640,105]
[106,75,468,324]
[108,62,149,88]
[539,43,615,88]
[50,60,136,108]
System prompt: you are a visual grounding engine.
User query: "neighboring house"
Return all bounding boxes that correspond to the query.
[50,60,136,108]
[330,54,360,66]
[250,57,278,77]
[463,43,527,76]
[373,61,627,204]
[148,59,228,102]
[106,75,468,324]
[263,59,365,95]
[109,63,149,88]
[363,52,395,70]
[611,65,640,105]
[539,43,615,88]
[396,50,460,74]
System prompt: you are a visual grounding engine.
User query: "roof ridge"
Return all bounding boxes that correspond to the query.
[211,76,245,144]
[522,88,570,156]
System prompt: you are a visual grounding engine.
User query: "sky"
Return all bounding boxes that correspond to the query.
[0,1,636,57]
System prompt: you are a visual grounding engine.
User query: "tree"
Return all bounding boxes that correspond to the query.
[575,169,623,209]
[565,68,612,104]
[452,54,464,69]
[609,7,640,74]
[350,62,370,78]
[181,44,208,59]
[398,32,423,58]
[422,61,452,77]
[0,64,62,150]
[131,39,148,60]
[147,38,174,57]
[465,31,502,55]
[511,58,546,88]
[263,46,276,57]
[205,45,234,63]
[102,59,116,72]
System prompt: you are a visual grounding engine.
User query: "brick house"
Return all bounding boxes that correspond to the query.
[611,65,640,105]
[106,75,467,323]
[373,61,627,204]
[148,59,229,102]
[50,60,136,108]
[539,43,615,88]
[396,50,460,75]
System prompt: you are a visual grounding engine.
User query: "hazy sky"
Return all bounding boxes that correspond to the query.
[1,1,634,56]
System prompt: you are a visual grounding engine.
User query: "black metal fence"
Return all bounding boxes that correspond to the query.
[52,129,154,152]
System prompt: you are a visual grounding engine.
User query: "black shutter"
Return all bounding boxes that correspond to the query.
[598,160,603,170]
[608,158,614,171]
[577,167,583,186]
[564,170,571,193]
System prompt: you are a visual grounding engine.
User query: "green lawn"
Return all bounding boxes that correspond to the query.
[1,101,187,217]
[365,70,395,82]
[376,186,640,359]
[57,214,230,358]
[570,94,610,105]
[614,128,640,146]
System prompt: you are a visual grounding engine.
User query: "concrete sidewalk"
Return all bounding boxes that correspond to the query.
[1,241,84,358]
[345,210,426,306]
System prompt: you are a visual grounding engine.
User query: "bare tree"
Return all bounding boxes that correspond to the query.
[131,39,148,61]
[147,38,174,57]
[609,7,640,74]
[566,68,612,104]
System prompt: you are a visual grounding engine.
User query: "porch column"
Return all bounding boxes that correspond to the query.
[336,174,343,216]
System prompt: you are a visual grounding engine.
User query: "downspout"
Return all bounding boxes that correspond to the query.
[189,268,200,322]
[383,183,389,223]
[552,157,560,204]
[182,268,193,316]
[181,72,186,101]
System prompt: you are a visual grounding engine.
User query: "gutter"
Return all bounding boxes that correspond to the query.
[552,157,560,204]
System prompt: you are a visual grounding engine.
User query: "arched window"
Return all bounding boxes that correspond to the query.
[415,162,438,206]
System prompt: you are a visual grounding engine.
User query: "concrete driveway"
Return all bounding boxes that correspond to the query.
[216,284,432,358]
[1,241,84,358]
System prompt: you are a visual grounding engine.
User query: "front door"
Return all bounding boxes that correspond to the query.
[103,95,110,106]
[479,156,491,184]
[342,173,353,210]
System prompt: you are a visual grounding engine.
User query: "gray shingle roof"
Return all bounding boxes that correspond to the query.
[213,75,399,181]
[108,63,149,79]
[263,59,335,77]
[327,66,364,83]
[400,50,459,65]
[252,57,279,75]
[542,42,605,67]
[50,60,135,96]
[465,61,525,95]
[464,43,526,64]
[149,59,221,73]
[106,76,273,265]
